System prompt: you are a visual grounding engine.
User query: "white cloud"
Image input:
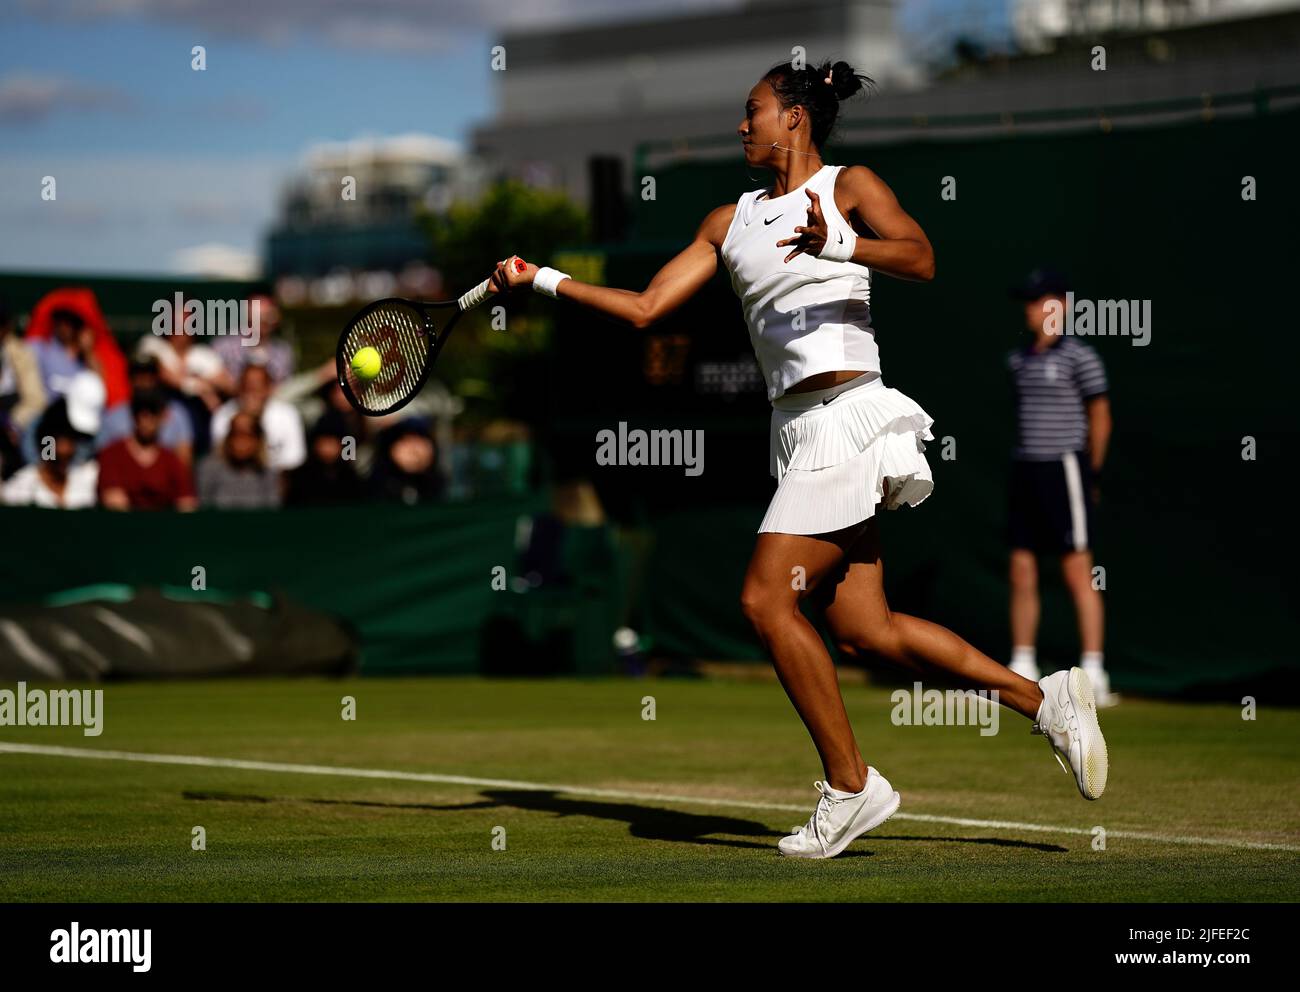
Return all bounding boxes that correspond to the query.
[171,242,261,279]
[0,72,132,123]
[18,0,743,52]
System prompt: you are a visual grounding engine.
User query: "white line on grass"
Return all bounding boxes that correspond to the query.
[3,741,1298,853]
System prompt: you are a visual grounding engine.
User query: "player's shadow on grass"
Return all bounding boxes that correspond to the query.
[872,834,1066,853]
[476,789,787,852]
[468,790,1067,854]
[184,787,783,851]
[183,789,1066,854]
[183,790,453,812]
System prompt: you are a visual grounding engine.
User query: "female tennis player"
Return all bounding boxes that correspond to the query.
[490,58,1108,858]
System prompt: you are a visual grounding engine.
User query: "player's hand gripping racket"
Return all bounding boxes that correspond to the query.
[336,258,526,416]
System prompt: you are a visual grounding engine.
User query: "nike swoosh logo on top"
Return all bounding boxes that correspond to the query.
[822,393,838,405]
[837,232,844,244]
[763,215,783,226]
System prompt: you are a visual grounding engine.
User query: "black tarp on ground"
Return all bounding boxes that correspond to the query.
[0,586,357,681]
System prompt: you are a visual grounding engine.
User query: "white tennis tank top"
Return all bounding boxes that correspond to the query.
[720,164,879,401]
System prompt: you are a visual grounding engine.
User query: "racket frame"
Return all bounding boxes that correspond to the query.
[335,296,460,417]
[335,263,520,417]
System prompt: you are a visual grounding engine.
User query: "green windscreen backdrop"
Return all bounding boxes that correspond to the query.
[610,106,1299,699]
[0,499,545,675]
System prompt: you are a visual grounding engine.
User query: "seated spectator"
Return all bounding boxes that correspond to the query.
[214,287,295,384]
[22,288,129,409]
[285,411,365,506]
[1,297,47,481]
[1,402,98,508]
[210,363,306,472]
[136,303,234,460]
[196,411,280,509]
[97,389,196,511]
[318,378,370,449]
[1,296,47,431]
[277,362,373,443]
[21,368,105,467]
[369,419,443,505]
[97,357,194,463]
[30,307,99,399]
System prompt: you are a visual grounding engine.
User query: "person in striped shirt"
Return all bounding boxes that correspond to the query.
[1005,268,1117,706]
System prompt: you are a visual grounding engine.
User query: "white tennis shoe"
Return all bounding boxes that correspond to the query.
[777,767,901,859]
[1032,667,1109,800]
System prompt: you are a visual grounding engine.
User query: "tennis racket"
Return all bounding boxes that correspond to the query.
[336,258,526,417]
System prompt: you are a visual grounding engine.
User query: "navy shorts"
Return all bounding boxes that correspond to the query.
[1008,453,1096,555]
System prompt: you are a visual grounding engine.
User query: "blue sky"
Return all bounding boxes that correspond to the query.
[0,2,507,274]
[0,0,989,276]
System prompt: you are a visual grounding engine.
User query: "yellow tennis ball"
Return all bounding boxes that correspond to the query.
[351,346,382,381]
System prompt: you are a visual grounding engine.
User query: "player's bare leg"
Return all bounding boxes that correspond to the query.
[740,526,871,793]
[820,518,1045,720]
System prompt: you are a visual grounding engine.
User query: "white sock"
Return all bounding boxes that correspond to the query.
[1011,646,1036,668]
[1081,651,1104,672]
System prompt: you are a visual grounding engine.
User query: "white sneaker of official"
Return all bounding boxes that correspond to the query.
[1032,667,1109,800]
[1084,664,1120,708]
[778,767,901,859]
[1009,657,1041,682]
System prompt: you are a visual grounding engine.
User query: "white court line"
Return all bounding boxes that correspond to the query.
[3,741,1298,854]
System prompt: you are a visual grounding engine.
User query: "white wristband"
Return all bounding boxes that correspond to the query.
[818,230,857,263]
[533,267,570,298]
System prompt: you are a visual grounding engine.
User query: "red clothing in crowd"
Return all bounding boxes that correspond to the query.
[97,439,195,510]
[24,287,130,408]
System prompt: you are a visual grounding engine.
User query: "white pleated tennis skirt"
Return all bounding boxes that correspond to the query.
[758,372,936,535]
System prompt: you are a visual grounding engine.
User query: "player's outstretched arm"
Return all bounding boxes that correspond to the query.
[490,204,733,329]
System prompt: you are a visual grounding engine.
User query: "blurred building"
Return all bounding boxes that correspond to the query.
[908,0,1300,139]
[905,0,1266,62]
[472,0,1300,231]
[472,0,914,240]
[1012,0,1300,51]
[266,133,482,297]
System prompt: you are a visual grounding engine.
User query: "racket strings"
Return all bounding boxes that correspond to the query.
[343,304,430,414]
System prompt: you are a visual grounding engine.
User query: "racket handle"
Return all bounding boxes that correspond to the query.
[458,278,493,311]
[458,258,527,311]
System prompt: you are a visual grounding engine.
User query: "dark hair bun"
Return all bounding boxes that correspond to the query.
[823,60,868,103]
[763,57,875,149]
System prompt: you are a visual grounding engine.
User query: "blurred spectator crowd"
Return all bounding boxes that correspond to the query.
[0,288,446,510]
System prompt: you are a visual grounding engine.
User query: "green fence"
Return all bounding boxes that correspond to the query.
[613,105,1299,699]
[0,499,556,675]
